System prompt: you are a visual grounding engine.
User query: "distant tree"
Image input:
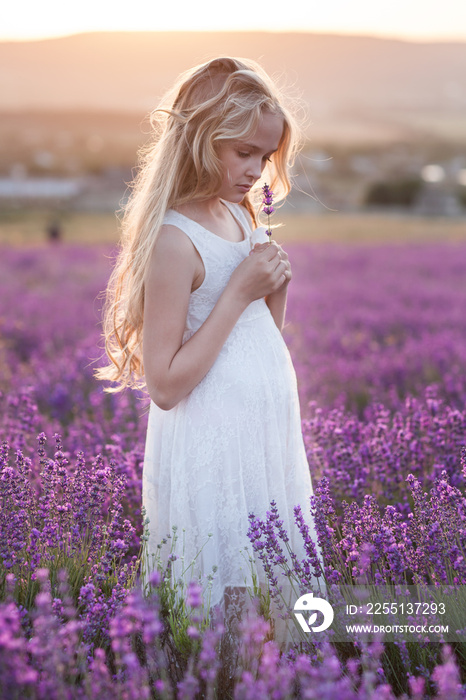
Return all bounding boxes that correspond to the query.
[365,178,422,207]
[458,186,466,208]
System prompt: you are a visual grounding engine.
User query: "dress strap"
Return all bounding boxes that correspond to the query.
[162,209,209,257]
[221,201,253,240]
[162,209,199,239]
[225,202,271,247]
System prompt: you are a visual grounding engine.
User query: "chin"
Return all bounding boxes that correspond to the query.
[223,192,246,204]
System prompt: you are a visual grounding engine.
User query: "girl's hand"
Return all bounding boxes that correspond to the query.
[250,241,292,289]
[228,240,289,304]
[250,242,292,331]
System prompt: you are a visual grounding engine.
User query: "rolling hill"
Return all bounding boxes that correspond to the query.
[1,31,466,142]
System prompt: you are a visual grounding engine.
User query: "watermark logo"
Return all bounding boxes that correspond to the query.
[293,592,334,633]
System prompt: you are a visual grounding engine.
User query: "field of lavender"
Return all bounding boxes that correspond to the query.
[1,234,466,699]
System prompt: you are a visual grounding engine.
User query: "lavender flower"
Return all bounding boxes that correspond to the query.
[186,580,203,609]
[261,183,274,240]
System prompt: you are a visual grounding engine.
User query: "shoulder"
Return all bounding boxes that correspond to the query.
[156,223,195,253]
[146,224,199,283]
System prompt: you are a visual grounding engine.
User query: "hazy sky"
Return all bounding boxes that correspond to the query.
[3,0,466,41]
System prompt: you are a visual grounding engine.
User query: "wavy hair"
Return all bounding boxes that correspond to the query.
[95,56,302,391]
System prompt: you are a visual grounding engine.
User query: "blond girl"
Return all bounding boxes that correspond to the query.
[97,57,320,636]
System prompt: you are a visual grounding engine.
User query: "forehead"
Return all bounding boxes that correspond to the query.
[240,111,284,151]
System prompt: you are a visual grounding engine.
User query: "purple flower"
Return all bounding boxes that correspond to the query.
[186,580,203,609]
[261,183,274,239]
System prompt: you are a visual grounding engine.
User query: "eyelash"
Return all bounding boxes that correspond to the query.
[237,152,272,163]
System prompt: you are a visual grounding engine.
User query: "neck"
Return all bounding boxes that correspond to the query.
[188,196,224,217]
[176,196,228,221]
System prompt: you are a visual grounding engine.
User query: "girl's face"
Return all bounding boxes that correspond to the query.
[216,111,284,203]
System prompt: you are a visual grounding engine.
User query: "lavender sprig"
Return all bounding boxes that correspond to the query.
[261,183,274,241]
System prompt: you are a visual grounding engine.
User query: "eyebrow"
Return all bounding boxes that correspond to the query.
[238,142,259,150]
[237,142,277,155]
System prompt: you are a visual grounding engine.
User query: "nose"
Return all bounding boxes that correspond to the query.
[246,156,262,182]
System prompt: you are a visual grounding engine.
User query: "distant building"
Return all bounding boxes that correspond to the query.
[0,177,81,201]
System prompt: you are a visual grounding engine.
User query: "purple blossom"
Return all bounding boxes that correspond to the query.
[261,183,274,238]
[186,579,203,609]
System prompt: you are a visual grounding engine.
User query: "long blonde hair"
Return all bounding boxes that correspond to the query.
[96,56,302,391]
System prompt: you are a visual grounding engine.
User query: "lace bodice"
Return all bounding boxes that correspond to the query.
[162,202,269,335]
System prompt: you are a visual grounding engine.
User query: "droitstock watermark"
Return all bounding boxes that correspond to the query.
[293,585,466,643]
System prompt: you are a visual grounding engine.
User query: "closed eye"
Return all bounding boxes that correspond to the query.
[237,151,250,158]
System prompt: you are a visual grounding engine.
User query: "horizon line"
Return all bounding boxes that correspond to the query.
[1,28,466,45]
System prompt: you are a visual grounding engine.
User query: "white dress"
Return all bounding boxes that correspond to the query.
[142,200,321,630]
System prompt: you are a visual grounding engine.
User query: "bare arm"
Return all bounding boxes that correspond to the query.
[266,282,289,331]
[251,241,291,332]
[143,225,286,410]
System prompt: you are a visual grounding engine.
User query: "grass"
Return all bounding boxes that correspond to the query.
[278,211,466,245]
[1,206,466,247]
[0,208,121,246]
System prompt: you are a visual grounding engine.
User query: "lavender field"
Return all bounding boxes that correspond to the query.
[1,235,466,698]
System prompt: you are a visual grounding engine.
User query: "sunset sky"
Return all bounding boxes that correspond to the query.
[3,0,466,41]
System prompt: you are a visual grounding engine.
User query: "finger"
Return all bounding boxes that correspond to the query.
[272,272,288,292]
[264,243,281,261]
[272,261,291,286]
[251,242,269,253]
[272,259,287,277]
[272,242,287,260]
[277,250,288,263]
[251,246,276,262]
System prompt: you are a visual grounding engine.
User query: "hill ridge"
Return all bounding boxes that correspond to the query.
[2,31,465,141]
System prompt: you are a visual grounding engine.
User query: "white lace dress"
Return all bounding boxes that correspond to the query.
[142,201,321,626]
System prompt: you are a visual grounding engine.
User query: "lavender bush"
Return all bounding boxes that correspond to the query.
[285,242,466,413]
[1,240,466,697]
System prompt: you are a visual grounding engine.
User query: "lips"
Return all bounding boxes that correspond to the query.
[237,184,252,193]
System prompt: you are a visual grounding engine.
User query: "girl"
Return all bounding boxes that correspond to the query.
[97,56,322,639]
